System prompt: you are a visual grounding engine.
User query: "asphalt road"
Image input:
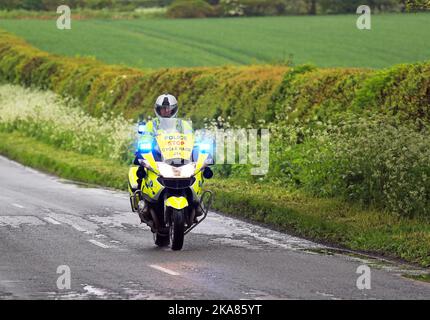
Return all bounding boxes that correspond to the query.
[0,155,429,300]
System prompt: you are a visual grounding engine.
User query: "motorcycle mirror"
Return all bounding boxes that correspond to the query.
[203,167,213,179]
[137,122,146,134]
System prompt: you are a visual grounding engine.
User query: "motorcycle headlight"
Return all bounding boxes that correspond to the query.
[157,163,196,178]
[178,163,196,177]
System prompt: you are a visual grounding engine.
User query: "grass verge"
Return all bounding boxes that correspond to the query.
[404,274,430,283]
[1,131,429,267]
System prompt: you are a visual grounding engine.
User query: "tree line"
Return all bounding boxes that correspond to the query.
[0,0,428,14]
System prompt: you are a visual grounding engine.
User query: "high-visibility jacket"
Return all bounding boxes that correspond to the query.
[139,118,193,138]
[134,118,195,162]
[143,118,159,135]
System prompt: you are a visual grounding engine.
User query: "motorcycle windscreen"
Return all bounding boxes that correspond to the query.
[155,119,195,162]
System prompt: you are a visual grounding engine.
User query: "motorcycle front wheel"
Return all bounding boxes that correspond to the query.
[170,209,185,251]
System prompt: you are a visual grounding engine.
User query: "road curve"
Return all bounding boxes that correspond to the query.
[0,156,429,300]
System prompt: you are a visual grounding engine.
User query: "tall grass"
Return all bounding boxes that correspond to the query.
[0,85,135,162]
[267,115,430,218]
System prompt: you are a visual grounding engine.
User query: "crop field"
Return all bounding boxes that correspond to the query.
[0,13,429,69]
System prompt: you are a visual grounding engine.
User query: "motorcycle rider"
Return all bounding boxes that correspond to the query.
[136,93,179,141]
[130,93,213,217]
[133,93,180,189]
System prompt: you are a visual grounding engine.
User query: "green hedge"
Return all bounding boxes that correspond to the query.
[0,29,287,126]
[0,29,429,126]
[271,63,430,124]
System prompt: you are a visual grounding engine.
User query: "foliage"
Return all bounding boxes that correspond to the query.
[167,0,216,18]
[268,115,430,218]
[0,0,410,14]
[0,7,167,19]
[406,0,430,10]
[220,0,288,16]
[219,0,246,16]
[320,0,400,13]
[0,0,172,11]
[0,84,135,162]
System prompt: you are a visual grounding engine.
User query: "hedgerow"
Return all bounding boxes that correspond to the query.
[1,29,429,127]
[267,114,430,218]
[0,29,287,126]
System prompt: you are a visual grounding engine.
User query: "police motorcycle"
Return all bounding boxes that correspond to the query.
[128,118,214,250]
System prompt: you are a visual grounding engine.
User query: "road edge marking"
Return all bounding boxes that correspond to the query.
[88,239,111,249]
[148,264,180,276]
[43,217,62,225]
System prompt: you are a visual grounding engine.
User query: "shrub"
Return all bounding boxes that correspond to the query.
[269,114,430,218]
[241,0,287,16]
[220,0,287,16]
[167,0,215,18]
[353,62,430,124]
[270,61,430,126]
[220,0,246,16]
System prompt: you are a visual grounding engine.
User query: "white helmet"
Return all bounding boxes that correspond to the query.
[154,94,178,118]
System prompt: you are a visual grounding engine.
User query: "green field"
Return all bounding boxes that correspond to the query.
[0,13,429,69]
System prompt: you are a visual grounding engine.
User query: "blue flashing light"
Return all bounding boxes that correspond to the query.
[138,142,152,153]
[199,143,211,154]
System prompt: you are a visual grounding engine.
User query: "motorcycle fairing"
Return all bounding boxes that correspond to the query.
[165,196,189,210]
